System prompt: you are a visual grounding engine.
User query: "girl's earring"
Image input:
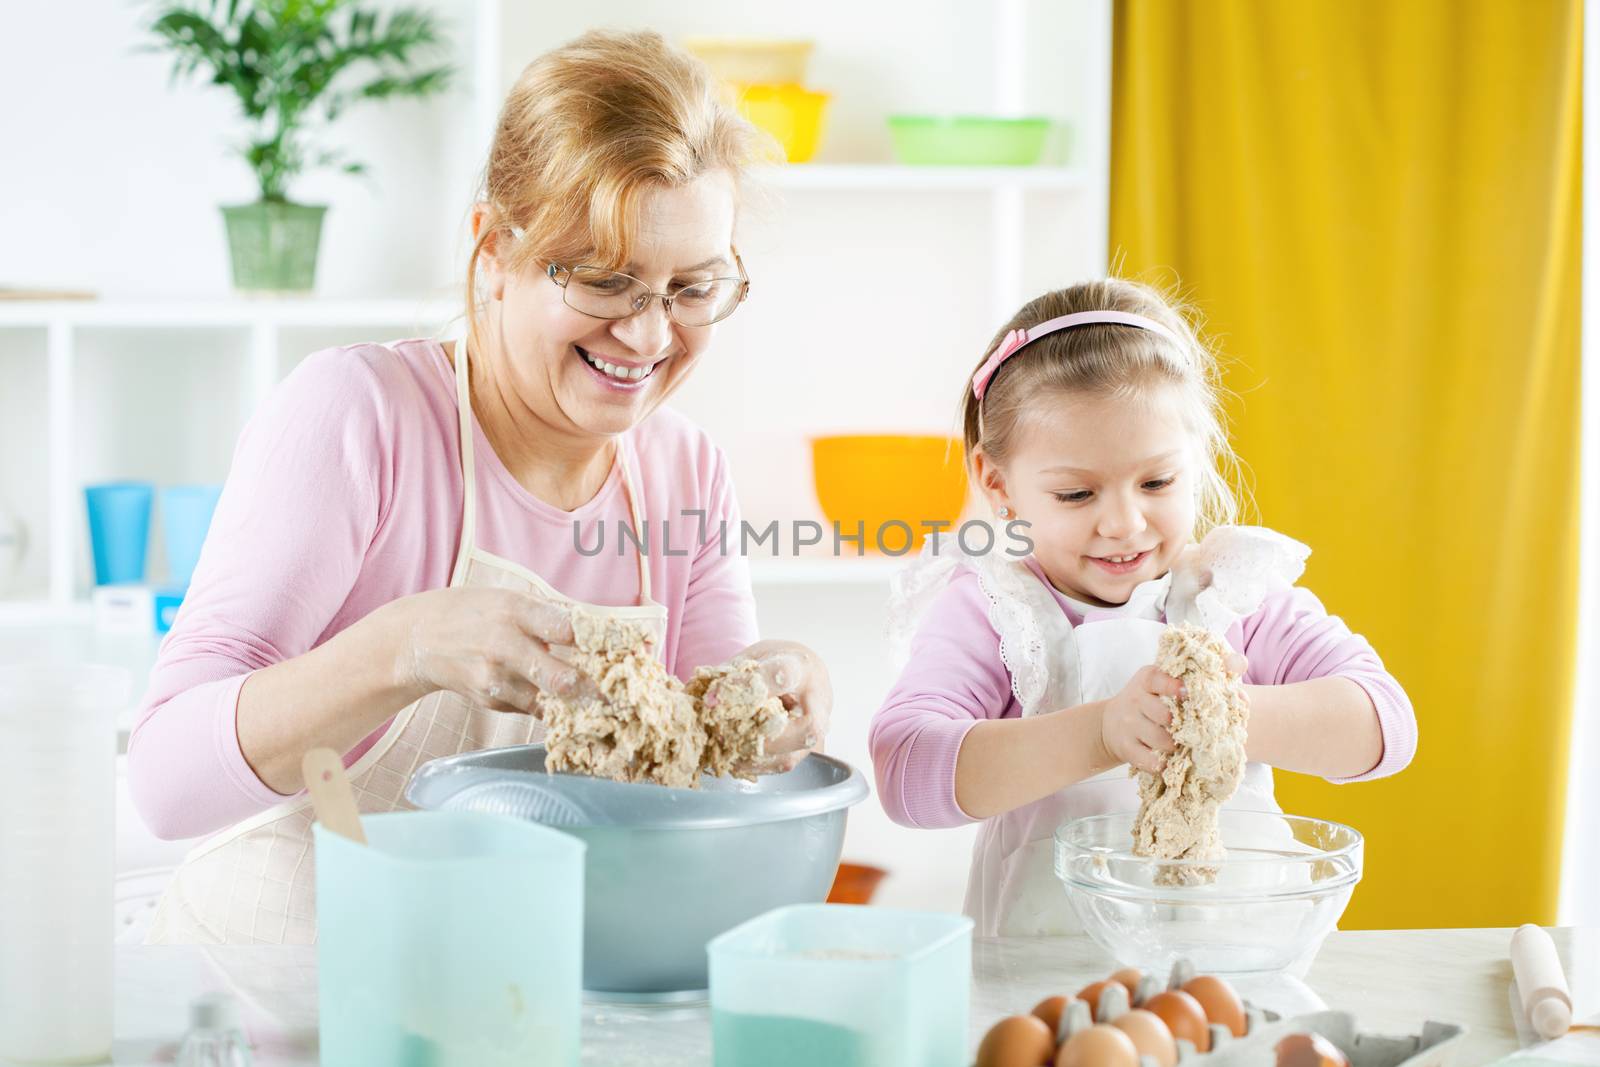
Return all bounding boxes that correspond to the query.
[997,506,1011,519]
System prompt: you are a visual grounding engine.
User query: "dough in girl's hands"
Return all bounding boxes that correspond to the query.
[538,610,789,788]
[1130,623,1248,885]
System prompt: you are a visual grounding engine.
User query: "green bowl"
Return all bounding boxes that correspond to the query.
[887,115,1052,166]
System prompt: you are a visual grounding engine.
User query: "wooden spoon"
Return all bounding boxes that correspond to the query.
[302,748,366,844]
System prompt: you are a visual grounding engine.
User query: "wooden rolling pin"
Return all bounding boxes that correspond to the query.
[1512,923,1574,1039]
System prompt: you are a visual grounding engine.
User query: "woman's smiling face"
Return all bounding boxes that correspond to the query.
[979,387,1199,607]
[484,170,739,438]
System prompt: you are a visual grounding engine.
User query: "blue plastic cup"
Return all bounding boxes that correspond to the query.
[315,811,585,1067]
[83,483,153,586]
[159,484,222,586]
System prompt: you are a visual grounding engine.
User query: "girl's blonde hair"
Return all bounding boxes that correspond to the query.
[960,278,1242,537]
[463,30,763,353]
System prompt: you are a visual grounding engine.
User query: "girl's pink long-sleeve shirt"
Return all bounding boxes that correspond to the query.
[869,566,1418,830]
[128,339,758,841]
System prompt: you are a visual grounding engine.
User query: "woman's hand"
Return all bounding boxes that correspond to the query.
[734,640,833,774]
[1099,652,1248,774]
[388,587,592,714]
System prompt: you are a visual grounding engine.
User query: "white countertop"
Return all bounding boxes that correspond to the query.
[99,927,1596,1065]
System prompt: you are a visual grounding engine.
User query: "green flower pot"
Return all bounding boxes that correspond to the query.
[220,200,327,292]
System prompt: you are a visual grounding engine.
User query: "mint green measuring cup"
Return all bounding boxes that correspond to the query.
[315,811,584,1066]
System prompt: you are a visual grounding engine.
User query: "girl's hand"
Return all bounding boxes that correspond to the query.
[1100,666,1182,774]
[389,587,593,714]
[734,639,833,774]
[1100,652,1249,774]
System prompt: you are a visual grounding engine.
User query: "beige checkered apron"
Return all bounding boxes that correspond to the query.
[146,339,666,944]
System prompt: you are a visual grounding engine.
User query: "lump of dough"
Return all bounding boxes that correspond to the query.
[537,610,789,789]
[1130,623,1248,885]
[686,660,791,780]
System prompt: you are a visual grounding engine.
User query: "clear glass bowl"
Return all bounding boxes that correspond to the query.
[1054,810,1363,977]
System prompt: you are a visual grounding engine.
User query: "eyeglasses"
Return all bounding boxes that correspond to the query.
[544,251,751,328]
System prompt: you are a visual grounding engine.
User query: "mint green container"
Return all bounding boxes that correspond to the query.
[708,904,973,1067]
[887,116,1053,165]
[315,812,584,1067]
[220,200,327,292]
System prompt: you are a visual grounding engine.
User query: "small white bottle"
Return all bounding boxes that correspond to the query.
[176,994,253,1067]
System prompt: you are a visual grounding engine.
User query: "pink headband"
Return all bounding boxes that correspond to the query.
[970,310,1185,401]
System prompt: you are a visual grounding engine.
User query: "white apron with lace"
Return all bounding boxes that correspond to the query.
[146,339,666,944]
[887,525,1310,937]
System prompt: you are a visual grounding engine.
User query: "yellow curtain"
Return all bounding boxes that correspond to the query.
[1110,0,1582,928]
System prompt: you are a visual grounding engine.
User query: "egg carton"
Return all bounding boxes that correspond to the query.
[984,960,1468,1067]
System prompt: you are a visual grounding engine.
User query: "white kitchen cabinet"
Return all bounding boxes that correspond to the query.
[0,300,458,620]
[0,329,50,605]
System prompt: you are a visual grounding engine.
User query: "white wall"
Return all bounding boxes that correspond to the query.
[0,0,479,300]
[495,0,1095,164]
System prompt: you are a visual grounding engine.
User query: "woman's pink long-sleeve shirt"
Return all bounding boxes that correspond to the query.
[128,339,758,841]
[869,567,1417,829]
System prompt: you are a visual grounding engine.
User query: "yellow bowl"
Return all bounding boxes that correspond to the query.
[810,435,969,554]
[734,83,830,163]
[683,37,814,85]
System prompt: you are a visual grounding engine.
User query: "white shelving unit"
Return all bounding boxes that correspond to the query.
[749,163,1097,328]
[489,0,1112,336]
[0,298,459,618]
[0,295,942,619]
[0,299,461,329]
[756,164,1089,191]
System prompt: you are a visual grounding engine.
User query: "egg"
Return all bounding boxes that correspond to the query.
[1275,1032,1350,1067]
[1054,1023,1140,1067]
[1109,967,1143,998]
[1143,990,1211,1052]
[1182,975,1246,1037]
[1075,980,1116,1018]
[1111,1009,1178,1067]
[1031,995,1070,1038]
[976,1014,1056,1067]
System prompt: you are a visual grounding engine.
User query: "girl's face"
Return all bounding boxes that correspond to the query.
[978,387,1199,608]
[480,171,739,438]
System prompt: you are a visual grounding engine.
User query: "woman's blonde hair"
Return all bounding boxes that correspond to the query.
[960,278,1243,537]
[464,30,763,352]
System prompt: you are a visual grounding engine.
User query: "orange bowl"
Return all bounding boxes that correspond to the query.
[810,435,969,554]
[827,862,889,905]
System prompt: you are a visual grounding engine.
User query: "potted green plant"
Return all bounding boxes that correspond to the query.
[147,0,454,293]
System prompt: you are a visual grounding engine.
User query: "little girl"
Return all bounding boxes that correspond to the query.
[870,278,1417,937]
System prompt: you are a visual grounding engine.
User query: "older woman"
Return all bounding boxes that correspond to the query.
[130,30,831,944]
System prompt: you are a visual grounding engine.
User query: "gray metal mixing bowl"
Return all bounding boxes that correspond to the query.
[405,744,870,999]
